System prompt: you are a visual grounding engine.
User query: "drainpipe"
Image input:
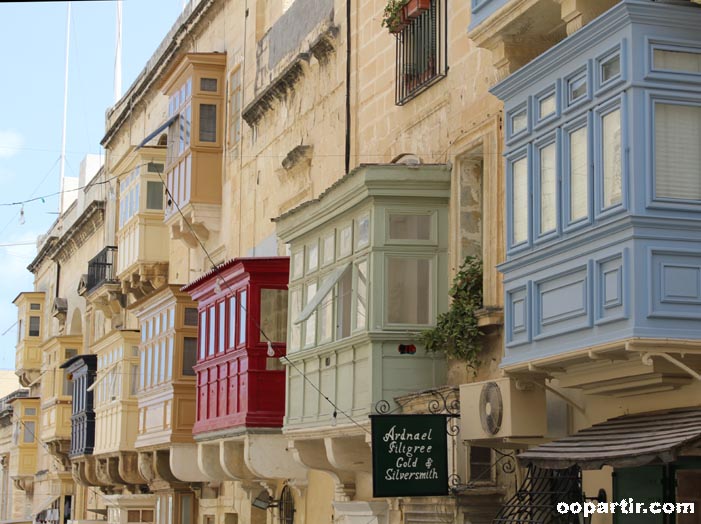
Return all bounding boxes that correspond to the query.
[344,0,351,174]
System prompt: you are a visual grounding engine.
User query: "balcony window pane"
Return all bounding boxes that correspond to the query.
[339,225,352,257]
[291,250,303,280]
[307,243,318,273]
[146,181,164,210]
[180,493,194,524]
[569,126,588,222]
[512,157,528,245]
[23,421,35,443]
[238,290,247,345]
[356,214,370,249]
[200,78,218,92]
[218,302,226,353]
[539,94,556,120]
[169,308,175,329]
[184,307,198,326]
[29,316,40,337]
[655,103,701,200]
[289,289,301,351]
[208,306,215,356]
[322,232,335,266]
[336,267,352,340]
[183,337,197,376]
[387,257,432,325]
[146,347,152,388]
[140,350,146,390]
[602,108,622,208]
[601,54,621,83]
[199,104,217,142]
[30,303,40,310]
[512,110,527,135]
[185,105,192,148]
[654,49,701,74]
[62,371,73,397]
[199,311,206,360]
[167,338,173,380]
[304,283,317,346]
[539,142,557,234]
[228,296,236,350]
[569,75,587,103]
[317,279,333,344]
[355,260,368,330]
[130,364,139,396]
[261,289,288,343]
[389,214,431,240]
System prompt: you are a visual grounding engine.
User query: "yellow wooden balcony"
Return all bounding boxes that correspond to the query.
[13,292,45,387]
[40,336,81,464]
[9,397,39,489]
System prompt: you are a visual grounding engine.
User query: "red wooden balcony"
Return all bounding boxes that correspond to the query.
[183,257,289,435]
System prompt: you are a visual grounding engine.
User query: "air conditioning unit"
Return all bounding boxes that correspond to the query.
[460,377,547,441]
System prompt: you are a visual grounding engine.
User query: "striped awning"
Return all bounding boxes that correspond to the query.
[519,407,701,470]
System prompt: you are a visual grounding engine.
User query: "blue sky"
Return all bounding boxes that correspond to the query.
[0,1,184,369]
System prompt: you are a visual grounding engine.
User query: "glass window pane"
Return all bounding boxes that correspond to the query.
[130,364,139,396]
[289,289,302,351]
[355,261,368,330]
[228,296,237,349]
[512,111,527,134]
[146,181,164,210]
[23,421,35,443]
[208,306,215,356]
[601,54,621,82]
[569,126,588,222]
[167,338,173,380]
[200,78,218,92]
[655,103,701,200]
[569,75,587,102]
[292,250,303,279]
[304,283,317,346]
[653,49,701,74]
[386,257,432,325]
[199,311,206,360]
[539,94,556,120]
[539,142,557,234]
[389,214,431,240]
[199,104,217,142]
[339,225,352,257]
[356,214,370,248]
[322,232,335,265]
[602,108,622,208]
[260,289,288,343]
[183,338,197,376]
[317,278,333,344]
[336,267,352,340]
[307,243,318,273]
[238,290,247,345]
[184,307,198,326]
[29,316,40,337]
[180,494,193,524]
[512,157,528,245]
[218,302,225,353]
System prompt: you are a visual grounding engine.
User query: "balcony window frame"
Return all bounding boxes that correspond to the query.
[647,92,701,211]
[562,114,593,232]
[383,253,436,329]
[533,82,560,131]
[394,0,448,106]
[385,210,437,246]
[533,131,560,243]
[595,41,626,97]
[594,93,627,219]
[506,146,531,254]
[506,100,530,145]
[564,62,592,114]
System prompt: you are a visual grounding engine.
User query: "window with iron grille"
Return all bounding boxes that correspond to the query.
[395,0,447,105]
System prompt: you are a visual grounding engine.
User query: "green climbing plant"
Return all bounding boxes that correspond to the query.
[419,255,483,367]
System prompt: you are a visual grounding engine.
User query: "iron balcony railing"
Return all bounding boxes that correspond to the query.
[87,246,119,292]
[395,0,448,105]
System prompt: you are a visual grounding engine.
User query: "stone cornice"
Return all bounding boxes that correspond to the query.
[27,201,105,274]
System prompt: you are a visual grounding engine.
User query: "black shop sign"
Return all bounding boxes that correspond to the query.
[371,414,449,497]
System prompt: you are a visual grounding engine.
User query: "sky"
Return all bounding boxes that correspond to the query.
[0,0,185,369]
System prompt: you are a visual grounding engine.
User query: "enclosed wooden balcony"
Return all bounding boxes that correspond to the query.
[13,291,45,387]
[184,257,290,436]
[115,151,169,300]
[61,354,97,458]
[9,396,39,492]
[160,53,226,247]
[40,336,81,465]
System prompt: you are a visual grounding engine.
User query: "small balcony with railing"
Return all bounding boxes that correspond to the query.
[115,153,169,301]
[82,246,124,326]
[9,396,40,492]
[13,292,45,387]
[159,53,226,248]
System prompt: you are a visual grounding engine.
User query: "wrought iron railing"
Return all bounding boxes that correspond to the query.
[395,0,448,105]
[87,246,118,292]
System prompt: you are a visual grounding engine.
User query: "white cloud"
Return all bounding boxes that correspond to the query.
[0,130,24,159]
